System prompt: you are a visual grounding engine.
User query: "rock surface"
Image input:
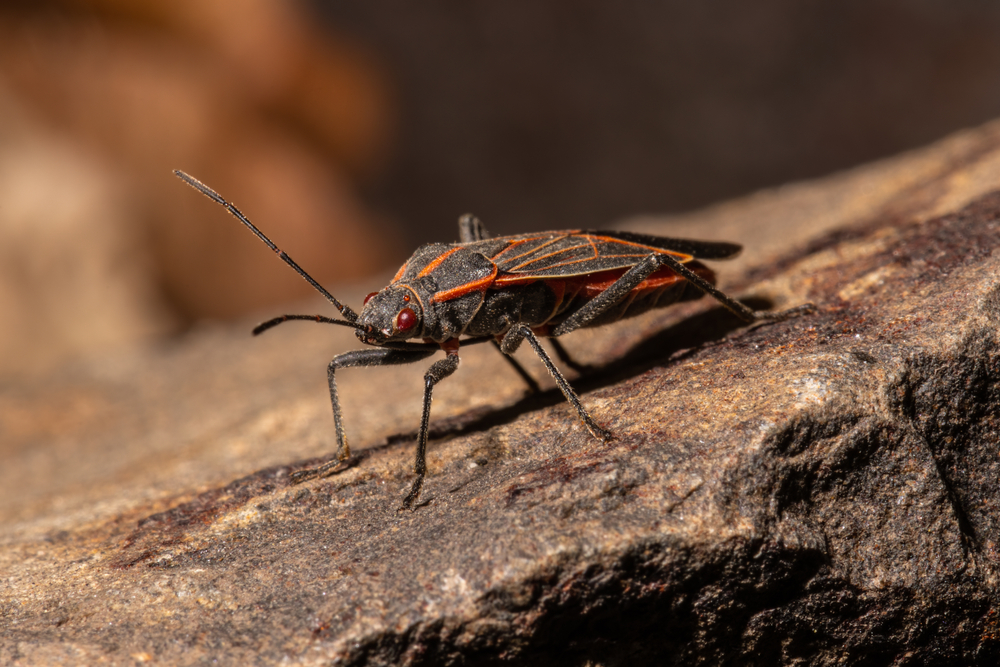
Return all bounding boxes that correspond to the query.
[7,121,1000,664]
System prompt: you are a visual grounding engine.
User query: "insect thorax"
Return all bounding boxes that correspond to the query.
[392,245,497,341]
[463,283,559,338]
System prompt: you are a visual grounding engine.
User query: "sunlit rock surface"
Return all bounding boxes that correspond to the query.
[6,121,1000,664]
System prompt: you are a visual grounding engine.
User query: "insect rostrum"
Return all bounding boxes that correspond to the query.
[175,170,813,510]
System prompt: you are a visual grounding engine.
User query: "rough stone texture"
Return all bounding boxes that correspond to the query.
[7,120,1000,664]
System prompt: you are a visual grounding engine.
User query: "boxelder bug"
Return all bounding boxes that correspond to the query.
[175,170,813,510]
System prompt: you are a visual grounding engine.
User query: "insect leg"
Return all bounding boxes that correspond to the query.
[401,352,462,510]
[550,252,814,337]
[175,170,360,322]
[291,347,436,484]
[491,340,542,393]
[549,254,666,336]
[547,337,589,374]
[650,253,815,323]
[458,213,491,242]
[500,324,613,442]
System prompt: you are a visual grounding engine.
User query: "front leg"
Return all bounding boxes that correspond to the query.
[400,351,461,510]
[291,347,436,483]
[500,324,613,442]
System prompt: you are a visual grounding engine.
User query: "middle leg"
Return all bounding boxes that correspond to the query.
[291,347,436,483]
[491,339,542,393]
[500,324,613,442]
[400,351,461,510]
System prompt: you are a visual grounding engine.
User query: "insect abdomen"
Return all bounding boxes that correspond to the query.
[546,262,717,330]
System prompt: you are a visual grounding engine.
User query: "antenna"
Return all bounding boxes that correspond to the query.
[174,170,360,323]
[252,314,365,336]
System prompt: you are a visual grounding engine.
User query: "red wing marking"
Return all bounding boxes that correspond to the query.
[417,247,462,278]
[492,273,537,287]
[488,233,577,265]
[492,233,694,278]
[575,266,684,299]
[431,264,499,302]
[585,233,695,257]
[586,234,600,262]
[495,265,686,295]
[506,240,598,272]
[487,238,531,263]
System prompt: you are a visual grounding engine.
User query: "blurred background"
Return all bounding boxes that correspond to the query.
[3,0,1000,376]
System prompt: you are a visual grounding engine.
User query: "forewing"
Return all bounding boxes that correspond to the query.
[474,230,740,279]
[594,230,742,260]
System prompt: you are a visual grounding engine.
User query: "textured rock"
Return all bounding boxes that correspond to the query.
[7,120,1000,664]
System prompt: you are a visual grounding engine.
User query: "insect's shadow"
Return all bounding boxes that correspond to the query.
[387,297,777,445]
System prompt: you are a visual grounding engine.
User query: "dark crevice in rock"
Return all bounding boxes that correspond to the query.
[886,328,1000,576]
[914,423,981,560]
[339,538,830,667]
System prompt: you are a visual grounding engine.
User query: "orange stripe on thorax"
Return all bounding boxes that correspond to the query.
[431,264,498,302]
[417,247,462,278]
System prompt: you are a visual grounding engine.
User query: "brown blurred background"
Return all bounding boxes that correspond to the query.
[3,0,1000,376]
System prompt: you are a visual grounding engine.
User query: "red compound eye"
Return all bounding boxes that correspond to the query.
[363,291,378,305]
[395,307,417,333]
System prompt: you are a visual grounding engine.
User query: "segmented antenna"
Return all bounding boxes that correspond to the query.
[252,314,364,336]
[174,170,360,323]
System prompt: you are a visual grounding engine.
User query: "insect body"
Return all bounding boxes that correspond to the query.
[176,170,812,510]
